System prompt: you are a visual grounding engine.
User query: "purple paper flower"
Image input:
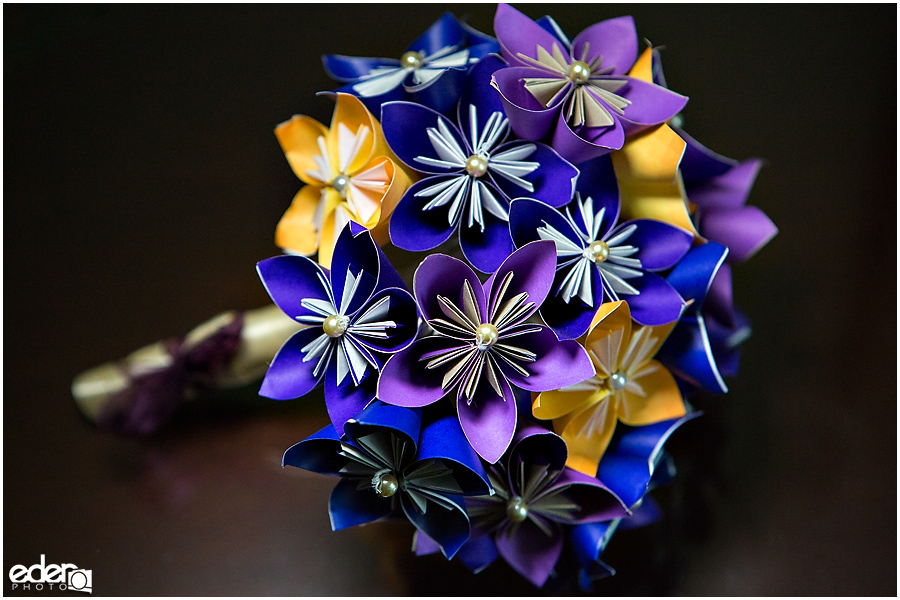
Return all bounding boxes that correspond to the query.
[378,241,595,463]
[415,424,628,587]
[383,54,579,273]
[489,4,688,164]
[323,13,499,116]
[256,223,419,434]
[283,401,491,559]
[509,156,691,339]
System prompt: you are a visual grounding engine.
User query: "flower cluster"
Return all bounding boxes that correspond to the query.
[260,4,776,590]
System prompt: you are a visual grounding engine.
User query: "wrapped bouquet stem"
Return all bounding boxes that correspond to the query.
[71,304,301,434]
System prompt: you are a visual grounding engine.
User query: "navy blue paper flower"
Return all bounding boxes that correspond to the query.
[283,401,491,558]
[384,54,578,273]
[509,155,691,339]
[323,13,499,116]
[256,222,419,434]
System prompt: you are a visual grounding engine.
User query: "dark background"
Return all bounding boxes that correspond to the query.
[4,3,896,596]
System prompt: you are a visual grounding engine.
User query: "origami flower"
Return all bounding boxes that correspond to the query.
[274,93,413,268]
[378,241,595,463]
[383,54,578,273]
[421,425,628,587]
[679,128,778,264]
[510,155,691,339]
[282,401,491,558]
[573,412,697,589]
[656,241,753,397]
[324,13,499,116]
[490,4,687,164]
[257,223,419,434]
[533,300,687,475]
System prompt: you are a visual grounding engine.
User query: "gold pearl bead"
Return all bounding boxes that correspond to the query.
[373,472,399,497]
[506,496,529,522]
[400,51,423,70]
[584,240,610,263]
[567,60,592,85]
[331,174,349,197]
[475,323,499,350]
[323,314,348,338]
[465,154,489,178]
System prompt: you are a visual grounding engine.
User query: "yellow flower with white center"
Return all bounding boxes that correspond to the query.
[274,93,415,268]
[532,300,686,476]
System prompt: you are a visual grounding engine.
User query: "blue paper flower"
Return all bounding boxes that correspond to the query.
[283,401,491,558]
[323,12,499,116]
[383,54,578,273]
[509,155,691,339]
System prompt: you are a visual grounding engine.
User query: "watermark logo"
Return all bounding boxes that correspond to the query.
[8,555,92,593]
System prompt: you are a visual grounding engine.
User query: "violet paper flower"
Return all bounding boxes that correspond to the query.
[384,54,578,273]
[323,12,498,116]
[256,222,418,434]
[509,155,692,339]
[490,4,687,164]
[282,401,491,559]
[657,242,752,397]
[414,424,628,587]
[378,241,595,463]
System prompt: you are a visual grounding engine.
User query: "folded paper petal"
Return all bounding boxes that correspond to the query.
[617,77,688,135]
[625,272,685,327]
[492,142,578,209]
[417,414,491,493]
[618,361,686,426]
[665,241,729,306]
[400,492,471,559]
[457,54,507,136]
[486,239,557,312]
[688,158,762,210]
[456,536,499,574]
[552,468,629,523]
[344,400,423,452]
[571,16,638,76]
[457,380,518,464]
[458,209,515,274]
[388,175,459,251]
[329,223,381,316]
[259,327,325,400]
[699,205,778,263]
[510,424,569,474]
[413,253,487,323]
[382,101,462,175]
[551,110,626,164]
[494,3,570,67]
[533,385,607,422]
[556,396,619,476]
[656,314,728,394]
[503,327,594,392]
[324,371,378,436]
[596,413,699,507]
[257,254,330,321]
[495,518,564,587]
[275,186,321,256]
[275,115,330,186]
[491,67,560,139]
[329,477,394,531]
[282,423,343,475]
[377,337,458,408]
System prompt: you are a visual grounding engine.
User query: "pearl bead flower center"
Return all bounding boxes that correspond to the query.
[506,496,529,522]
[323,314,349,338]
[465,154,489,178]
[400,51,423,70]
[474,323,499,350]
[584,240,610,263]
[607,370,627,391]
[567,60,592,85]
[331,174,350,197]
[372,471,399,498]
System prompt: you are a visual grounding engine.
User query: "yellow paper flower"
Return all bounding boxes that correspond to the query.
[532,301,687,476]
[274,93,414,268]
[610,48,700,238]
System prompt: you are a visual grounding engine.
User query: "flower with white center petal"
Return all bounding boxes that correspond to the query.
[274,93,414,269]
[532,301,687,476]
[257,223,419,435]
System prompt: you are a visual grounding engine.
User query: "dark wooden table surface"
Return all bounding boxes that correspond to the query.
[4,4,896,595]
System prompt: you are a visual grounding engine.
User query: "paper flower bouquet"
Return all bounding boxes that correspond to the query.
[72,4,776,590]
